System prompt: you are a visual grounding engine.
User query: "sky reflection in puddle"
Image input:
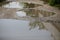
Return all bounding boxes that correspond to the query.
[0,1,55,40]
[3,1,41,8]
[0,19,53,40]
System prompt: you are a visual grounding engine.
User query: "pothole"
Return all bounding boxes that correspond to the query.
[2,1,42,8]
[18,9,56,18]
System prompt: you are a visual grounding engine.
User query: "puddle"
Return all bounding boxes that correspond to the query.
[2,2,41,8]
[17,9,56,18]
[2,1,56,17]
[40,10,56,17]
[0,1,56,30]
[3,2,24,9]
[0,1,55,40]
[0,19,53,40]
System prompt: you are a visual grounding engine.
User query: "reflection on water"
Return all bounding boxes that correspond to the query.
[0,1,55,40]
[18,8,56,18]
[16,11,26,17]
[2,2,41,8]
[16,9,45,30]
[3,2,24,8]
[23,2,41,8]
[0,19,53,40]
[1,1,56,30]
[17,9,56,30]
[39,10,56,17]
[2,1,56,17]
[29,20,45,30]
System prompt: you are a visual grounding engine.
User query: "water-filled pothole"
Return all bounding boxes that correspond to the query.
[0,19,53,40]
[2,1,56,17]
[0,1,56,40]
[2,2,42,8]
[17,9,56,18]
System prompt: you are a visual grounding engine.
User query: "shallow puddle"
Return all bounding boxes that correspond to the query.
[0,1,55,40]
[0,19,53,40]
[2,2,56,17]
[2,2,41,8]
